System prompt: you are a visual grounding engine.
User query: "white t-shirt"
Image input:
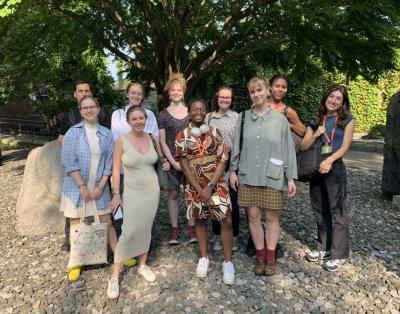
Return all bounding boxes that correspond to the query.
[111,105,159,140]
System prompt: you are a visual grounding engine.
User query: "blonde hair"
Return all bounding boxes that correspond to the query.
[165,72,187,93]
[247,76,269,93]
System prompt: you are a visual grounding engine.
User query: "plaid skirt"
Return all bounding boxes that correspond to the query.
[238,184,283,211]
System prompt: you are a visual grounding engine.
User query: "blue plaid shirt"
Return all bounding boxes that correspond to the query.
[61,121,114,208]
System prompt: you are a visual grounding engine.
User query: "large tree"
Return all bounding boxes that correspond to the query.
[3,0,400,107]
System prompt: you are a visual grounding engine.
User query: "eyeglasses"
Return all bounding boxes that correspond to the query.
[190,108,207,113]
[80,105,98,112]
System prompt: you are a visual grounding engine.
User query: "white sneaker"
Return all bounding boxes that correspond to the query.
[213,235,223,251]
[222,261,235,285]
[232,236,239,251]
[107,278,119,299]
[323,259,346,272]
[196,257,209,278]
[306,250,331,263]
[138,265,156,283]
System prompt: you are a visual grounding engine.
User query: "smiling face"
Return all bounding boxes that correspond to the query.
[325,90,344,115]
[168,82,184,103]
[74,83,92,103]
[79,97,99,124]
[249,82,269,107]
[127,83,144,107]
[217,88,232,112]
[189,100,207,125]
[127,109,147,133]
[270,78,288,102]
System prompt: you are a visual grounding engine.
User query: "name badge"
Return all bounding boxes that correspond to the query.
[321,144,332,155]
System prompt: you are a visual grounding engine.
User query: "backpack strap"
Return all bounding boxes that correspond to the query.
[283,105,289,117]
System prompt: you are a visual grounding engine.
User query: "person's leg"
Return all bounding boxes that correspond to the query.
[211,219,222,251]
[168,189,179,228]
[326,162,350,260]
[61,217,70,251]
[220,216,233,262]
[247,206,265,275]
[195,218,208,257]
[100,214,118,252]
[195,218,209,278]
[263,208,281,276]
[67,217,81,281]
[310,179,332,252]
[229,186,240,237]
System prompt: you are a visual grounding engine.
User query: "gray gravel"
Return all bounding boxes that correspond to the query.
[0,147,399,313]
[351,138,384,154]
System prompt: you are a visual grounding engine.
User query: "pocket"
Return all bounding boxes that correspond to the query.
[266,161,283,179]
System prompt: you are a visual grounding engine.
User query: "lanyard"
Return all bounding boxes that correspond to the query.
[322,115,338,146]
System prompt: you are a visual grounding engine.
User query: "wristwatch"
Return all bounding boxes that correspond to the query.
[207,182,216,191]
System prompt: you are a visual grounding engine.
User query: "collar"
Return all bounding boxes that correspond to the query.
[72,121,108,136]
[250,106,271,120]
[210,109,235,119]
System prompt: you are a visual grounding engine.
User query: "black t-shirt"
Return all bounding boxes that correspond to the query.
[59,107,111,135]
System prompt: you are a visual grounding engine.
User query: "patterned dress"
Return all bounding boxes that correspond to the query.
[175,125,231,221]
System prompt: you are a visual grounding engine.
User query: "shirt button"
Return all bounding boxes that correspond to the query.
[256,156,259,158]
[257,135,260,138]
[258,126,261,129]
[257,165,260,167]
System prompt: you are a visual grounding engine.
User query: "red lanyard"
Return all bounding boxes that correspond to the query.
[322,115,338,146]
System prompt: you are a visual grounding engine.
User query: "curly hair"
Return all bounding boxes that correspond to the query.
[164,72,187,93]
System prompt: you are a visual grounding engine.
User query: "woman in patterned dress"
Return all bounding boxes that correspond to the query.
[158,73,196,244]
[175,99,235,285]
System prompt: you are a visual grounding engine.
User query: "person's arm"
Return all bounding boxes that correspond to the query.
[229,112,242,191]
[300,125,325,151]
[111,110,122,141]
[68,171,91,201]
[159,128,181,171]
[319,119,355,174]
[287,107,306,137]
[57,135,64,144]
[109,138,123,212]
[91,133,114,199]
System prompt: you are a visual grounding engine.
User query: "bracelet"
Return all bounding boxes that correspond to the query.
[78,183,87,188]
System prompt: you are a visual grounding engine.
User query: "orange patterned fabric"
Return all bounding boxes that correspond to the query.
[175,126,231,221]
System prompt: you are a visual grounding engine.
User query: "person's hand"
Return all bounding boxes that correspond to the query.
[319,158,333,174]
[109,194,122,213]
[230,172,239,191]
[162,159,170,171]
[314,126,326,138]
[199,186,212,204]
[288,179,296,197]
[173,161,182,171]
[90,186,103,199]
[80,185,91,201]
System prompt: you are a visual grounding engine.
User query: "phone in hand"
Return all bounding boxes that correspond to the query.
[113,206,123,220]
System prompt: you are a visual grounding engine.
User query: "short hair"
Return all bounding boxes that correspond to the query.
[126,82,144,95]
[126,106,147,121]
[78,96,99,108]
[74,80,92,92]
[164,72,187,93]
[247,76,269,93]
[187,98,208,111]
[211,86,235,112]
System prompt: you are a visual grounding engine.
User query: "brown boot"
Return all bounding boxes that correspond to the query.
[254,258,265,275]
[265,259,278,276]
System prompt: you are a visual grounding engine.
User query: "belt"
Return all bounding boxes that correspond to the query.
[189,155,217,166]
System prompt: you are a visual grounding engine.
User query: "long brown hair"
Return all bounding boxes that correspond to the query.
[210,86,235,112]
[317,84,351,128]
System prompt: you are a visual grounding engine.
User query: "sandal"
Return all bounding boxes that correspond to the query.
[67,267,81,282]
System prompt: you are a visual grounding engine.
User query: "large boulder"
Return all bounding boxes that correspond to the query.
[382,91,400,196]
[16,141,64,235]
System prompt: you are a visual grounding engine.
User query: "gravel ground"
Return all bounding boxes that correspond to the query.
[0,147,399,314]
[351,138,384,154]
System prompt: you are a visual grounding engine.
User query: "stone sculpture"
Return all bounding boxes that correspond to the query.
[16,141,64,235]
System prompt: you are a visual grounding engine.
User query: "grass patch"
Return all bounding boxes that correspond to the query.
[0,141,40,151]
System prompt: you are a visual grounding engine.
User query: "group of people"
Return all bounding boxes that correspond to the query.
[59,73,354,299]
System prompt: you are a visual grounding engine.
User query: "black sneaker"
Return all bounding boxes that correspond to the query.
[276,242,284,258]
